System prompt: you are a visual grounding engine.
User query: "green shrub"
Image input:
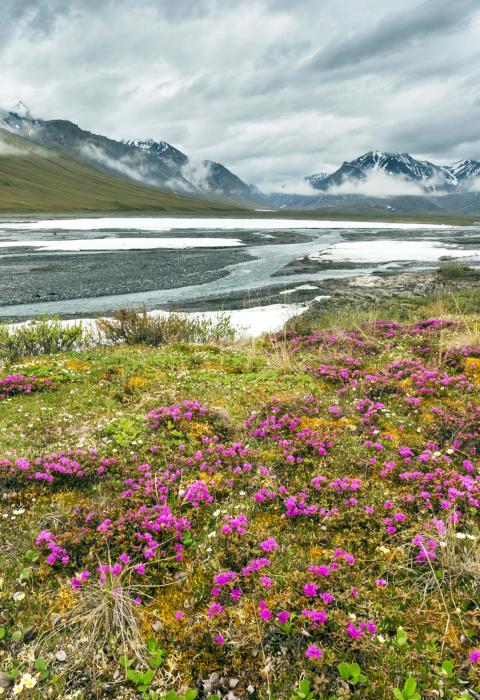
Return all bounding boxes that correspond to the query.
[96,307,236,346]
[0,318,91,361]
[437,261,473,280]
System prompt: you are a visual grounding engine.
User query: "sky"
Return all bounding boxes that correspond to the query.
[1,0,480,192]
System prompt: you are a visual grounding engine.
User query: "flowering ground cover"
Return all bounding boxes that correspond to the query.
[0,296,479,699]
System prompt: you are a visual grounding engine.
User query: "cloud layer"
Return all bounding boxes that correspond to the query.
[1,0,479,189]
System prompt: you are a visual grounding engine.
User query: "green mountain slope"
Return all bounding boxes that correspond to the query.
[0,129,244,215]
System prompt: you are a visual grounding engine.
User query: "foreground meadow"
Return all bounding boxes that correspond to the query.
[0,295,479,699]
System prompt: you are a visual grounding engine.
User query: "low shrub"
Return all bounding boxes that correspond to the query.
[96,307,236,346]
[437,261,474,280]
[0,318,90,361]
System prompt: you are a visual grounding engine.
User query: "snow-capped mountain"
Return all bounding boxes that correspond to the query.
[307,151,469,193]
[122,138,188,167]
[0,105,265,206]
[305,171,329,188]
[445,159,480,183]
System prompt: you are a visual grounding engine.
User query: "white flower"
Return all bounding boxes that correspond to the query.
[377,634,386,643]
[13,591,25,602]
[456,532,467,540]
[21,674,36,689]
[12,682,23,696]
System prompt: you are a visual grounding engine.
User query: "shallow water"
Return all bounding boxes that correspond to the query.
[0,217,478,319]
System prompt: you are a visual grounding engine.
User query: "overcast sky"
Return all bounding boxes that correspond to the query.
[1,0,480,191]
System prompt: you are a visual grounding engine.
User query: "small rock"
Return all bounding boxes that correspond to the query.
[0,672,11,688]
[23,628,36,642]
[229,679,239,688]
[55,650,67,662]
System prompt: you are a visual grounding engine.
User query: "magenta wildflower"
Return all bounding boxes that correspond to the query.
[277,610,291,624]
[469,649,480,664]
[207,603,224,617]
[260,537,279,552]
[346,622,363,639]
[305,644,323,659]
[303,582,318,597]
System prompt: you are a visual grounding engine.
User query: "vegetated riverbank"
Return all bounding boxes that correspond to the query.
[157,265,480,312]
[0,281,479,699]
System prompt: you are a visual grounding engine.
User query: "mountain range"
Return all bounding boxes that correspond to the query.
[0,127,244,215]
[306,151,480,193]
[1,103,480,216]
[0,103,264,207]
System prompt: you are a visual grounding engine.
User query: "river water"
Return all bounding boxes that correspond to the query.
[0,217,478,319]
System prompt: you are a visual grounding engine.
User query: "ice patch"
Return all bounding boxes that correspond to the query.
[0,217,452,232]
[279,284,319,295]
[0,237,243,252]
[310,239,478,263]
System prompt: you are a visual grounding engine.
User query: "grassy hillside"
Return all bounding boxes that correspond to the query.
[0,290,479,698]
[0,129,244,215]
[0,130,477,223]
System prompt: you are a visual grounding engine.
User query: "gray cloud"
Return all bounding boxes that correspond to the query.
[311,0,479,71]
[0,0,479,190]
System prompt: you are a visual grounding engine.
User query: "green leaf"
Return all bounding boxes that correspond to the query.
[185,691,198,700]
[127,669,141,684]
[25,549,39,563]
[7,667,21,680]
[119,654,134,669]
[441,660,453,677]
[142,669,154,684]
[298,679,311,694]
[11,630,22,643]
[393,691,405,700]
[19,567,31,581]
[35,658,48,672]
[0,627,6,641]
[146,638,157,653]
[403,677,416,697]
[396,627,408,647]
[338,662,351,682]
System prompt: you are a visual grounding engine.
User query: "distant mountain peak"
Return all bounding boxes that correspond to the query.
[305,171,330,187]
[0,107,267,206]
[123,138,170,153]
[12,100,32,118]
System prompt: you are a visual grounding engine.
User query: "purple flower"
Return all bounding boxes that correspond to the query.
[469,649,480,664]
[260,537,279,552]
[277,610,291,624]
[346,622,363,639]
[305,644,323,659]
